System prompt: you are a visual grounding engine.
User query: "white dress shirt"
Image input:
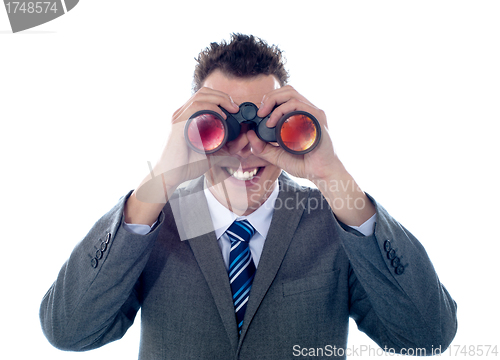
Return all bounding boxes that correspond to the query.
[123,179,377,269]
[204,182,279,269]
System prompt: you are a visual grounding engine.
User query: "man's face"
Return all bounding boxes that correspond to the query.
[202,70,282,216]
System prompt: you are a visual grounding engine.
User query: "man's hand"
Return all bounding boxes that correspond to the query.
[150,87,241,191]
[248,86,376,226]
[125,87,240,225]
[247,85,336,181]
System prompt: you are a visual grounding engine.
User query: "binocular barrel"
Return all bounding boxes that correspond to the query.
[185,102,321,155]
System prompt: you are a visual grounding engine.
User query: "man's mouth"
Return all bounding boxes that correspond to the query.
[224,167,262,181]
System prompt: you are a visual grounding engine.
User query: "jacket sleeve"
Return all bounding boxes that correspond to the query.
[339,194,457,355]
[39,191,165,351]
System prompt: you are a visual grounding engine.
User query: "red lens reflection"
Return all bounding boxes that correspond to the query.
[187,114,226,152]
[279,114,318,152]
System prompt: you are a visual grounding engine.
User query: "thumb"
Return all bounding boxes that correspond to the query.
[247,130,287,168]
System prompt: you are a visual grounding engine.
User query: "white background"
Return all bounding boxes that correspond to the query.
[1,1,499,358]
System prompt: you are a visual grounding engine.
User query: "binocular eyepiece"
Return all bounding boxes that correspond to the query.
[184,102,321,155]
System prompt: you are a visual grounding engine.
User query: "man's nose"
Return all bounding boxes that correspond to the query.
[226,123,254,157]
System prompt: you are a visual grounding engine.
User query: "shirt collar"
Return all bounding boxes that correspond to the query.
[203,179,279,240]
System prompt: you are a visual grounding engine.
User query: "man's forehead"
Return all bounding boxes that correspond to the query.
[203,70,280,104]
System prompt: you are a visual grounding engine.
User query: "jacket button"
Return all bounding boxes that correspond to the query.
[395,265,405,275]
[387,249,396,260]
[91,258,98,268]
[384,240,391,252]
[100,242,107,252]
[105,232,111,244]
[391,257,400,267]
[95,249,103,260]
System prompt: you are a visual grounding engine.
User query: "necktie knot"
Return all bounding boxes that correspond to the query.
[226,220,256,244]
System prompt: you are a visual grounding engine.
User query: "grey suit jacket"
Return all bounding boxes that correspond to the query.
[40,173,457,359]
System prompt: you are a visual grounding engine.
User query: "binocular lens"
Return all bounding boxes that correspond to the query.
[185,106,321,155]
[186,114,226,152]
[279,114,319,153]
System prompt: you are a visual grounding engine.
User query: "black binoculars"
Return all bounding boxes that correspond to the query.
[184,102,321,155]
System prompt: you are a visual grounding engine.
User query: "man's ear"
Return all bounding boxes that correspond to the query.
[5,0,79,33]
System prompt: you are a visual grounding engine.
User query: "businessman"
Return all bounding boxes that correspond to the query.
[40,33,457,359]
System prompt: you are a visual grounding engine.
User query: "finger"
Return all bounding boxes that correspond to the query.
[173,88,239,124]
[174,99,227,126]
[182,99,227,123]
[265,98,317,128]
[257,85,309,118]
[197,87,240,113]
[246,130,267,154]
[247,130,290,168]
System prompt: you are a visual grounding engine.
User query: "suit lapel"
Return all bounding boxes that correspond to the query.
[188,235,239,352]
[170,174,309,352]
[238,174,307,345]
[170,177,239,352]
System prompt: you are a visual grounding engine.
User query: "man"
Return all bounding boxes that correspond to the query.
[40,34,457,359]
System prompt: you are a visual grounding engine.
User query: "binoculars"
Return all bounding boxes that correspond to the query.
[184,102,321,155]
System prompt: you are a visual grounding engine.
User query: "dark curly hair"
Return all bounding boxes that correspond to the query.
[192,33,289,93]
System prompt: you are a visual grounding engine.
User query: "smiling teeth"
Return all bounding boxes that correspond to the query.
[226,167,259,181]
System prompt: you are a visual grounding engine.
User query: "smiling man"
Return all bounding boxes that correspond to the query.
[198,70,283,216]
[40,34,457,359]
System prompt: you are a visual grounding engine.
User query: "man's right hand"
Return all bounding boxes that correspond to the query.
[124,87,240,226]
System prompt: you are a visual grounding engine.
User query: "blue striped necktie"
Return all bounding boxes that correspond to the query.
[226,220,256,335]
